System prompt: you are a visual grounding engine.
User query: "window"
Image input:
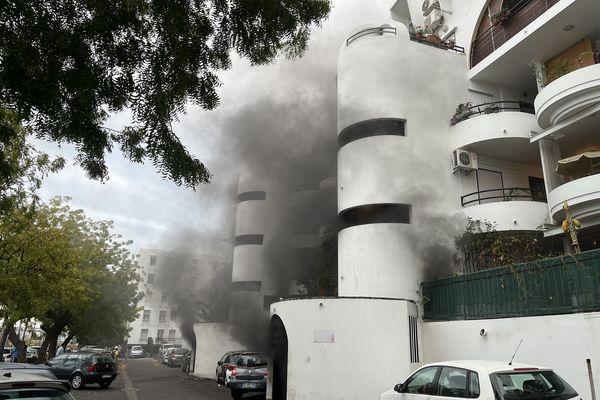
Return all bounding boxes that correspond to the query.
[168,329,176,339]
[469,371,481,398]
[405,367,438,395]
[47,354,67,367]
[159,311,167,323]
[338,118,406,147]
[231,281,262,291]
[409,315,419,363]
[149,255,157,265]
[161,293,168,303]
[147,273,155,284]
[237,354,268,367]
[62,355,80,367]
[437,367,468,398]
[142,310,151,322]
[157,329,164,339]
[234,234,264,246]
[238,191,267,202]
[339,203,411,227]
[170,310,177,321]
[145,289,153,301]
[140,329,149,341]
[491,370,577,400]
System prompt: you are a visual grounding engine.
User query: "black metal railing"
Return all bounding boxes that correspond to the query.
[451,100,534,125]
[461,187,547,207]
[409,33,465,54]
[346,26,397,46]
[471,0,560,67]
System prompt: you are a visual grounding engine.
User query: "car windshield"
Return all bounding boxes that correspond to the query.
[492,370,578,400]
[0,388,74,399]
[237,354,267,367]
[173,349,188,355]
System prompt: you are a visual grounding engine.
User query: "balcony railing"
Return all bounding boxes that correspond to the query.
[461,187,547,207]
[409,33,465,54]
[346,26,396,46]
[471,0,561,68]
[451,100,534,125]
[423,249,600,320]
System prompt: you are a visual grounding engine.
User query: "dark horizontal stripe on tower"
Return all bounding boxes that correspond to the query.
[339,203,411,227]
[238,191,267,202]
[338,118,406,147]
[231,281,262,292]
[235,234,264,246]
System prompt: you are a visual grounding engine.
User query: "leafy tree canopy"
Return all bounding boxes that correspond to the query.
[0,0,331,188]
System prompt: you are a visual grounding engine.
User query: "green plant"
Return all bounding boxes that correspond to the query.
[451,102,473,125]
[491,8,510,26]
[529,60,548,88]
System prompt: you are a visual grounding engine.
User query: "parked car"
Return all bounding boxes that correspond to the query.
[181,351,192,373]
[2,347,11,362]
[0,362,57,379]
[216,350,244,386]
[379,360,578,400]
[79,345,105,353]
[165,348,189,367]
[158,343,174,356]
[128,345,144,358]
[0,371,75,399]
[26,347,40,363]
[227,353,268,400]
[46,351,117,390]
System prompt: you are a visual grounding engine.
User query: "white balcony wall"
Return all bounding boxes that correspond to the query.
[462,201,549,231]
[231,245,265,283]
[548,174,600,223]
[235,200,267,237]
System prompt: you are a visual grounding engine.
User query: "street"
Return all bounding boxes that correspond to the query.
[73,358,231,400]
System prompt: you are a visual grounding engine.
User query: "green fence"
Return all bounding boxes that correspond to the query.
[422,249,600,321]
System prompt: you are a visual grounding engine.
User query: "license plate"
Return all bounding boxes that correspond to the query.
[242,383,257,388]
[102,374,111,378]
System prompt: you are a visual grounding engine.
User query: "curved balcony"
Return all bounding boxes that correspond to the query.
[461,187,548,231]
[535,63,600,129]
[451,101,534,125]
[450,106,540,162]
[548,174,600,222]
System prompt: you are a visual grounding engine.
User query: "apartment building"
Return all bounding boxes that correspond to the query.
[127,248,229,347]
[269,1,600,399]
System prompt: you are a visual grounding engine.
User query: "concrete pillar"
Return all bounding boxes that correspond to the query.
[539,138,563,222]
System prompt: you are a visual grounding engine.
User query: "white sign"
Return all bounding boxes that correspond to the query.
[313,330,335,343]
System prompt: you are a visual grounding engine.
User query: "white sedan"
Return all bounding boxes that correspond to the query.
[380,360,578,400]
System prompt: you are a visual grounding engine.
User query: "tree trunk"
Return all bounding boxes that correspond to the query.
[7,326,27,363]
[0,324,10,350]
[47,332,59,359]
[61,332,75,349]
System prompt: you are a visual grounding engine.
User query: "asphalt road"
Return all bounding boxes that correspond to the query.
[73,357,232,400]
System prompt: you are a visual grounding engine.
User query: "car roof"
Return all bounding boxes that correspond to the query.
[420,360,549,374]
[0,363,51,370]
[0,371,71,392]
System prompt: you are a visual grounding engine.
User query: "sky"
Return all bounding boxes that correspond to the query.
[36,0,397,254]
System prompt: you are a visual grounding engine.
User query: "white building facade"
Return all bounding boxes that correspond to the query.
[270,1,600,399]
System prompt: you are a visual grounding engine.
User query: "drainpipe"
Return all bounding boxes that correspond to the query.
[587,359,597,400]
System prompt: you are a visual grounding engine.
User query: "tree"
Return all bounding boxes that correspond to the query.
[0,0,331,188]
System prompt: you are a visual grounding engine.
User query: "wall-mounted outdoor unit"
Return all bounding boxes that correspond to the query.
[452,149,478,173]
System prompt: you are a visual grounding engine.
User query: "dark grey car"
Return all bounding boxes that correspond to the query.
[228,353,268,400]
[165,348,189,367]
[47,352,117,389]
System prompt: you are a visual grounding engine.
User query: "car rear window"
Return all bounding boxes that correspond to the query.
[131,346,142,350]
[93,354,114,364]
[237,354,267,367]
[0,388,74,399]
[492,370,578,399]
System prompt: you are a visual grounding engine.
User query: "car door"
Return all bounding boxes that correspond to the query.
[434,366,481,400]
[218,354,230,380]
[46,355,68,378]
[394,366,440,400]
[55,354,80,379]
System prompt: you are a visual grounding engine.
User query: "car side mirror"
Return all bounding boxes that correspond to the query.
[394,383,404,393]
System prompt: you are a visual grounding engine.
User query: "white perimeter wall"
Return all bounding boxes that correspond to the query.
[271,298,418,400]
[422,312,600,400]
[193,322,244,379]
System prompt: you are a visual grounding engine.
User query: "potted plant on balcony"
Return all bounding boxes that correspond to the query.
[412,26,429,41]
[491,7,510,26]
[446,39,456,50]
[451,102,473,125]
[425,32,443,46]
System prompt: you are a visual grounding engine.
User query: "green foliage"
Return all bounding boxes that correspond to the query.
[454,218,558,273]
[296,235,337,296]
[0,107,64,213]
[0,0,331,188]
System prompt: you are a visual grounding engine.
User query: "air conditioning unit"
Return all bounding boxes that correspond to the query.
[452,149,478,172]
[424,8,444,32]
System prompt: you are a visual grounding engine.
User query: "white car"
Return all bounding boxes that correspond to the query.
[380,360,578,400]
[128,346,144,358]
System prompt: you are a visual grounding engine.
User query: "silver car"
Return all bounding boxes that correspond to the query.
[128,346,144,358]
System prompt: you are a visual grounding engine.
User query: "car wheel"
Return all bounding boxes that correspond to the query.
[99,382,111,389]
[70,373,85,390]
[231,390,243,400]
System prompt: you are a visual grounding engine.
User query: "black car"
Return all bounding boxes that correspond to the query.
[47,352,117,389]
[165,348,189,367]
[0,362,57,379]
[228,353,268,400]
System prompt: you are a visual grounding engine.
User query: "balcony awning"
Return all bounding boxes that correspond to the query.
[556,151,600,179]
